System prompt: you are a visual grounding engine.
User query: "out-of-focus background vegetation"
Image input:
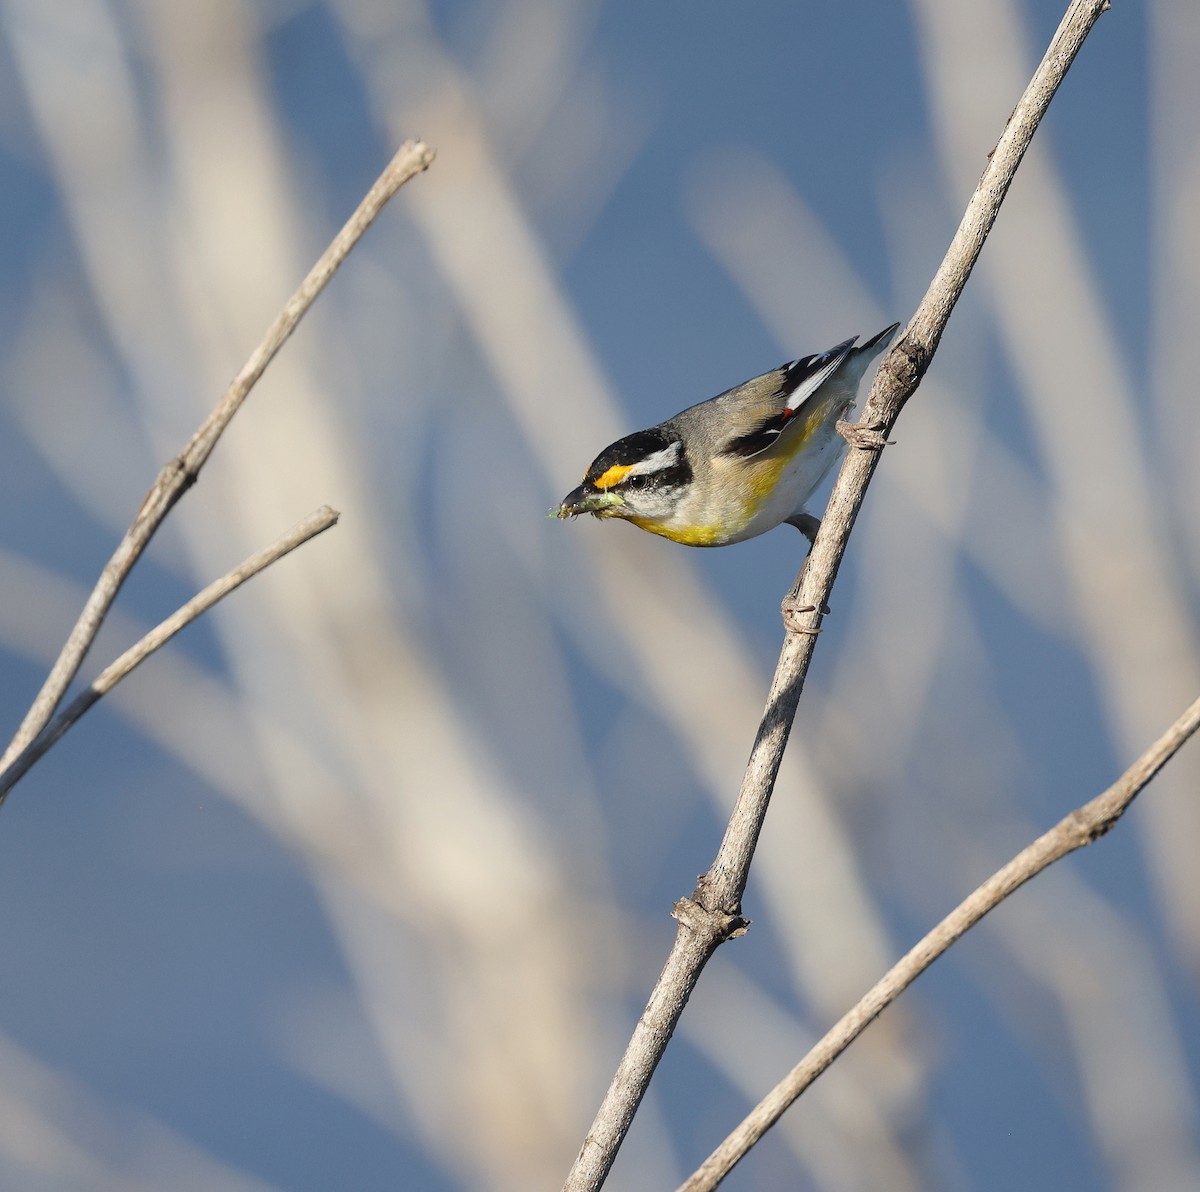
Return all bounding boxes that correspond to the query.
[0,2,1197,1189]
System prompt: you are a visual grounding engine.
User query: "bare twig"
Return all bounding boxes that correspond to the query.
[0,507,340,804]
[0,139,435,772]
[563,3,1111,1188]
[679,693,1200,1190]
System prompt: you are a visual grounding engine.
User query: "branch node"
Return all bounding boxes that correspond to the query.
[674,895,749,942]
[1067,802,1123,844]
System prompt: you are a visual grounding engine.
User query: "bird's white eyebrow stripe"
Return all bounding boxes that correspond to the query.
[631,440,682,474]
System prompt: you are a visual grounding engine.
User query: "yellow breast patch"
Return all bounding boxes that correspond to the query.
[626,516,726,546]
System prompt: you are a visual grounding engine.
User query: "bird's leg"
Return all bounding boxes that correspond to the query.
[787,512,821,545]
[781,515,826,633]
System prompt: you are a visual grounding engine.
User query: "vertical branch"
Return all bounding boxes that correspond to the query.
[563,2,1111,1188]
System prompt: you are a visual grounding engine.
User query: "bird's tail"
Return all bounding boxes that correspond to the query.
[840,321,900,388]
[856,321,900,359]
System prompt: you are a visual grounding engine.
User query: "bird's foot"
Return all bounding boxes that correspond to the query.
[781,566,828,635]
[837,419,893,450]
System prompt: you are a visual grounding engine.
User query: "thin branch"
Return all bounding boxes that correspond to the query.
[0,139,435,772]
[0,506,340,804]
[679,693,1200,1191]
[562,2,1111,1188]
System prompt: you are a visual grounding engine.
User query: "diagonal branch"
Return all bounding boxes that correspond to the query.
[0,139,435,772]
[679,692,1200,1190]
[0,506,341,805]
[562,2,1111,1188]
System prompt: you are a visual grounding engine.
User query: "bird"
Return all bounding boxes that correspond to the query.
[554,323,899,548]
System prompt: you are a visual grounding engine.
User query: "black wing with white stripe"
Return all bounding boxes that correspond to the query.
[722,336,857,459]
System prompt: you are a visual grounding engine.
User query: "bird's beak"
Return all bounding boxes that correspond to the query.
[553,485,624,519]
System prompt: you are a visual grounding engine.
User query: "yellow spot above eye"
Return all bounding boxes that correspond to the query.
[593,463,633,490]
